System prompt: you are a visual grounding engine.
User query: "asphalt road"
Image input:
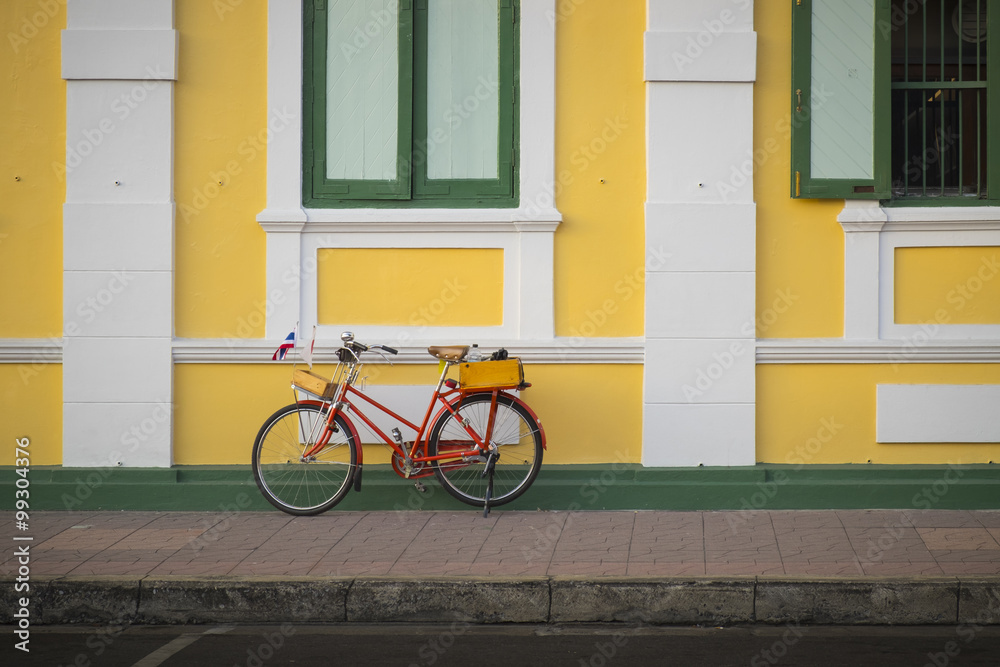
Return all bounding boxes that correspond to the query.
[6,623,1000,666]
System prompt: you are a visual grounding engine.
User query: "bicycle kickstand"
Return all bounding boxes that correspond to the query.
[482,449,498,518]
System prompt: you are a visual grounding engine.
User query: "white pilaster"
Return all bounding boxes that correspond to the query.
[62,0,176,467]
[643,0,757,466]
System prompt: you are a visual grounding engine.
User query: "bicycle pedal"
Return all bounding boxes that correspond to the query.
[414,481,426,493]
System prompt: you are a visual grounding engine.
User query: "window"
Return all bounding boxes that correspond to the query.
[303,0,519,208]
[791,0,1000,203]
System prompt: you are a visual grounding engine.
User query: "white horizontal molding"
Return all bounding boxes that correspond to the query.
[62,29,178,80]
[645,30,756,82]
[883,206,1000,232]
[0,339,62,364]
[877,384,1000,443]
[757,338,1000,364]
[172,337,645,364]
[258,209,563,230]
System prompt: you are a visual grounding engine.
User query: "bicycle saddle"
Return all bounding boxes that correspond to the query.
[427,345,470,361]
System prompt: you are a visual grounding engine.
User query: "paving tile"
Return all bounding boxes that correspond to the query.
[626,562,706,576]
[936,562,1000,575]
[917,527,1000,551]
[859,561,946,576]
[309,562,396,576]
[705,562,785,576]
[836,510,912,528]
[475,563,550,576]
[973,511,1000,528]
[547,562,629,576]
[705,552,782,566]
[781,562,867,576]
[769,510,846,532]
[7,509,1000,580]
[928,550,1000,563]
[904,510,983,528]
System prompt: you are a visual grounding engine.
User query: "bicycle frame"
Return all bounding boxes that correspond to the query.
[299,358,530,480]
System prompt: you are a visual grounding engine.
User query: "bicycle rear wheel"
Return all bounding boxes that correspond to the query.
[252,402,357,515]
[428,393,543,507]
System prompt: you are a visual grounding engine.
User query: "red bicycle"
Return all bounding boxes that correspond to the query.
[252,332,546,517]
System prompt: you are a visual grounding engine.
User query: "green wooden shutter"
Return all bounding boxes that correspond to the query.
[304,0,414,204]
[791,0,890,199]
[412,0,517,204]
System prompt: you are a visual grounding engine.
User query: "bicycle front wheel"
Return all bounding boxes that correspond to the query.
[252,403,357,515]
[428,393,543,507]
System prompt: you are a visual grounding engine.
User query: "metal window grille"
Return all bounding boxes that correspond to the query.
[891,0,988,199]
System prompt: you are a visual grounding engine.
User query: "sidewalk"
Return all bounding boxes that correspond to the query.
[4,509,1000,626]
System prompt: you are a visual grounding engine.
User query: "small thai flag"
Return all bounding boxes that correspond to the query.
[272,329,296,361]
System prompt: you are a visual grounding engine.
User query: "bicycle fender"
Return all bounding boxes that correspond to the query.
[441,390,547,450]
[298,400,365,487]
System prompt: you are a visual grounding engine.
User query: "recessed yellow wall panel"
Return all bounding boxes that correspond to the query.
[895,247,1000,324]
[757,364,1000,465]
[317,248,503,326]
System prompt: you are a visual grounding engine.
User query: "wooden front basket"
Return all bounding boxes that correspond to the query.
[292,369,338,400]
[459,358,524,390]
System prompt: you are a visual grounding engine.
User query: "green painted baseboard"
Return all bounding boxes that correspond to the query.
[2,464,999,512]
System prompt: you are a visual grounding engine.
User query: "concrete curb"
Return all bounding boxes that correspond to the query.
[4,575,1000,626]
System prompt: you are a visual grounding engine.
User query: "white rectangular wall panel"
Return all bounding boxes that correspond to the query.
[877,384,1000,443]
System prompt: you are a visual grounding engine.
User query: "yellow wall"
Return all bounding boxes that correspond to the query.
[1,2,65,465]
[0,1,64,338]
[0,365,62,466]
[317,248,504,326]
[554,1,646,339]
[754,3,1000,463]
[758,364,1000,464]
[174,363,642,465]
[895,247,1000,324]
[174,0,268,339]
[171,1,647,465]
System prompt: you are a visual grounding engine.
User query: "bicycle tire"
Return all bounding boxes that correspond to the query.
[252,402,357,515]
[427,392,543,507]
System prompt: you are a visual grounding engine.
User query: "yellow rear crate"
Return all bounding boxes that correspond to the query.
[459,358,524,390]
[292,369,338,399]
